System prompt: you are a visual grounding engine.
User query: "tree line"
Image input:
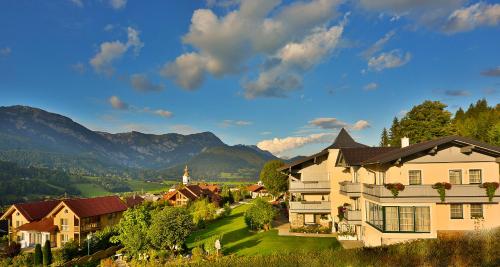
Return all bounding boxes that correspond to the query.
[380,99,500,147]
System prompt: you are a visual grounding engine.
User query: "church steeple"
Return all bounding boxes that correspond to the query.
[182,165,191,185]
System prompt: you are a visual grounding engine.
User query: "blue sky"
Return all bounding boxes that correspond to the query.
[0,0,499,158]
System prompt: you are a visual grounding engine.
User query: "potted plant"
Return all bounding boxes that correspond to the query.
[432,182,452,202]
[384,183,405,197]
[337,203,350,221]
[480,182,499,202]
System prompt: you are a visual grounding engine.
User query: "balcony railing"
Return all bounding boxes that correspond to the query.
[289,201,331,213]
[339,181,361,197]
[362,183,499,203]
[289,181,330,192]
[81,222,101,232]
[344,209,361,225]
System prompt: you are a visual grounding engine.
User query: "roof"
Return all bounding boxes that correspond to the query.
[340,147,399,166]
[12,200,61,222]
[62,196,128,218]
[279,128,367,171]
[178,188,198,201]
[323,128,368,150]
[199,184,220,193]
[185,185,204,197]
[362,136,500,165]
[163,191,177,201]
[247,184,264,192]
[123,195,144,208]
[17,217,58,233]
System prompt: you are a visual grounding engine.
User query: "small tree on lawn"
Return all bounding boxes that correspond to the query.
[43,240,52,266]
[148,207,194,252]
[244,198,277,231]
[111,205,152,257]
[190,198,218,227]
[221,185,234,205]
[260,160,288,199]
[34,244,43,266]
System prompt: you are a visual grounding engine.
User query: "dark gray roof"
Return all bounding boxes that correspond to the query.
[362,136,500,165]
[340,147,399,166]
[324,128,368,150]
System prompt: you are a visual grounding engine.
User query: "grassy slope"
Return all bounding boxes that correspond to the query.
[75,179,167,197]
[74,183,111,197]
[187,202,340,256]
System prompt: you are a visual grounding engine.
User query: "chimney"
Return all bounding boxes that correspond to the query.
[401,137,410,148]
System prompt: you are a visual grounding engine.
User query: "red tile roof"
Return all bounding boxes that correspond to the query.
[247,184,264,192]
[14,200,61,222]
[62,196,127,218]
[123,195,144,208]
[163,191,177,201]
[199,184,220,193]
[17,217,57,233]
[178,188,198,201]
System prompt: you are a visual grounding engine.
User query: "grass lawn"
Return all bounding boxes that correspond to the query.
[74,183,111,197]
[127,180,166,192]
[186,202,340,256]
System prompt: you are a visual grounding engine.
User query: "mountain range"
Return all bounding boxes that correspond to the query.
[0,105,277,180]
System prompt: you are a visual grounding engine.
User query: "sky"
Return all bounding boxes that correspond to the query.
[0,0,499,158]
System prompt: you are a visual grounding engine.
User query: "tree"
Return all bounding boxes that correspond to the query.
[43,240,52,266]
[397,101,455,144]
[190,198,218,227]
[389,117,401,147]
[148,207,194,252]
[34,244,43,266]
[111,205,152,257]
[380,127,390,147]
[259,160,288,198]
[220,185,234,205]
[244,198,277,231]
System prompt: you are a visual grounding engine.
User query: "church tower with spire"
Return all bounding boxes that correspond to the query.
[182,165,191,185]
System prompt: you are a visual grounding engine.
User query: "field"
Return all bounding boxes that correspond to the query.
[74,178,168,197]
[186,201,340,256]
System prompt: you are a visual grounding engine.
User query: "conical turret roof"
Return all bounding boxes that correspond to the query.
[324,128,368,149]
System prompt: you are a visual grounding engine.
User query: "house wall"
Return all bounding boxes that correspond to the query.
[53,205,78,247]
[9,208,30,243]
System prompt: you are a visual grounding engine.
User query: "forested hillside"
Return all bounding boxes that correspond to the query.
[380,99,500,146]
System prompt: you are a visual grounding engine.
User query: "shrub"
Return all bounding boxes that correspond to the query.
[222,203,232,217]
[5,242,21,258]
[34,244,43,266]
[60,239,80,262]
[480,182,499,201]
[191,246,205,261]
[289,225,331,234]
[433,182,452,202]
[203,234,223,256]
[42,240,52,266]
[244,198,277,231]
[384,183,405,197]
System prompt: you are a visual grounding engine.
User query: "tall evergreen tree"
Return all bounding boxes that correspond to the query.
[380,128,390,147]
[34,244,43,266]
[389,117,401,147]
[43,240,52,266]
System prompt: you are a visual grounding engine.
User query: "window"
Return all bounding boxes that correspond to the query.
[16,221,20,228]
[415,207,430,232]
[61,234,69,245]
[409,170,422,185]
[399,207,415,232]
[470,204,483,218]
[60,218,68,231]
[304,214,315,224]
[449,170,462,184]
[450,204,463,219]
[469,169,482,184]
[377,172,386,185]
[366,202,383,230]
[385,207,399,231]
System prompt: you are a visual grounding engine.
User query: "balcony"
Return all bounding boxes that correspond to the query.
[339,181,361,197]
[289,201,331,213]
[289,180,330,193]
[344,209,362,225]
[362,183,499,203]
[80,222,101,232]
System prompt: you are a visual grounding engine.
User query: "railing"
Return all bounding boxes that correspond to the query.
[81,222,101,232]
[362,183,499,203]
[345,209,361,222]
[339,181,361,196]
[289,201,331,212]
[289,181,330,192]
[74,226,80,232]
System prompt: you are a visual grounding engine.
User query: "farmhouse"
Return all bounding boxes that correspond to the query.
[281,128,500,246]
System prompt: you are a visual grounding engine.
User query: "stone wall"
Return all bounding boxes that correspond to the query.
[290,213,304,228]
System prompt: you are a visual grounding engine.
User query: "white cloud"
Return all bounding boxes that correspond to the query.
[443,3,500,33]
[351,120,371,130]
[110,0,127,10]
[154,109,173,118]
[69,0,83,8]
[361,30,395,59]
[0,47,11,56]
[130,73,165,92]
[109,96,128,110]
[104,24,115,32]
[257,133,335,155]
[220,120,253,127]
[368,49,411,71]
[90,27,143,76]
[481,66,500,77]
[164,0,344,98]
[71,62,85,74]
[364,82,378,90]
[309,117,371,130]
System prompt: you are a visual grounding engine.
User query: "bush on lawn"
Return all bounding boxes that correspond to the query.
[244,198,277,231]
[289,225,331,234]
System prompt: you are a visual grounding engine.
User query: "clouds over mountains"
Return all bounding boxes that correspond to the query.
[163,0,344,98]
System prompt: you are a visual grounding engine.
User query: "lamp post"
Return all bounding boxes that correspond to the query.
[87,233,93,256]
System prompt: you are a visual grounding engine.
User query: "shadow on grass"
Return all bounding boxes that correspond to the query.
[222,227,252,245]
[223,237,261,255]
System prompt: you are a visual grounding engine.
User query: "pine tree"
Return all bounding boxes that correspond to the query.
[380,128,390,147]
[389,117,401,147]
[43,240,52,266]
[34,244,43,266]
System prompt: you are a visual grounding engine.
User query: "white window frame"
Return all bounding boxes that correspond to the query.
[468,169,482,184]
[448,169,463,185]
[450,204,463,219]
[408,170,422,185]
[470,204,483,219]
